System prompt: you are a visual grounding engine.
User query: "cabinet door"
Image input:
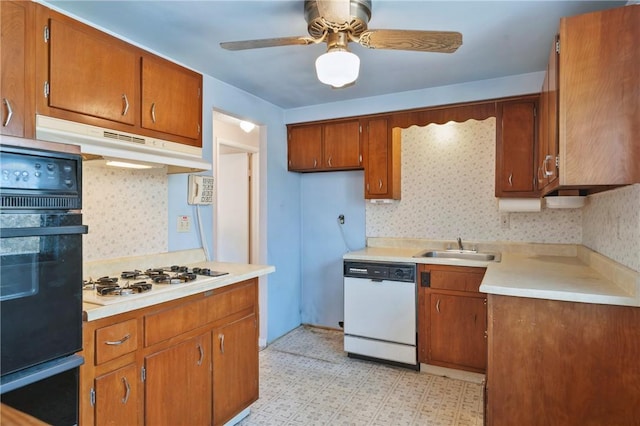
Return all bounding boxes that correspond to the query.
[538,36,559,192]
[363,118,389,196]
[288,124,322,171]
[48,17,136,125]
[213,315,258,426]
[558,6,639,186]
[496,98,538,197]
[94,363,139,426]
[429,292,487,372]
[141,56,202,141]
[322,120,361,169]
[145,333,212,426]
[1,1,34,138]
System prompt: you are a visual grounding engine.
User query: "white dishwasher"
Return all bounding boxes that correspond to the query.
[343,261,417,369]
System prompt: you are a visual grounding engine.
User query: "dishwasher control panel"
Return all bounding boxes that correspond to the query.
[344,261,415,283]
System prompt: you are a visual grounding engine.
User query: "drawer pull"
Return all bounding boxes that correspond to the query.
[197,343,204,366]
[436,299,441,313]
[121,377,131,404]
[104,334,131,346]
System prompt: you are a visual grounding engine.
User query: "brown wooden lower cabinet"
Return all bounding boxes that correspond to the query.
[417,264,487,373]
[80,279,259,426]
[486,294,640,426]
[94,363,138,426]
[213,314,259,425]
[145,333,212,426]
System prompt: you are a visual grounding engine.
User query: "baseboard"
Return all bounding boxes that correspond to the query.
[420,363,485,384]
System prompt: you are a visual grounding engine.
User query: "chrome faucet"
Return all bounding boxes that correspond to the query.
[457,237,464,251]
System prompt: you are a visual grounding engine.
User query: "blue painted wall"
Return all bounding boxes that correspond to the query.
[168,76,303,343]
[300,171,366,328]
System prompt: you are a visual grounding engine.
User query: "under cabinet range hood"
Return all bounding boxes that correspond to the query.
[35,115,212,174]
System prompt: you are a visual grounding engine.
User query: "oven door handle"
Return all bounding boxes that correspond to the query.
[1,225,88,238]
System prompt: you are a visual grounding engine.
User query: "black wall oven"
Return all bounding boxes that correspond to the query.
[0,142,87,425]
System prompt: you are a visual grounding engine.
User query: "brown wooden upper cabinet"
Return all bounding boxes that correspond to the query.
[495,96,539,198]
[46,15,137,126]
[362,117,401,200]
[287,119,361,172]
[539,5,639,195]
[0,1,36,139]
[141,57,201,141]
[34,6,202,148]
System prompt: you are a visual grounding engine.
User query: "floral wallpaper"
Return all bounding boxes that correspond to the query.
[82,162,168,261]
[366,119,583,244]
[582,184,640,272]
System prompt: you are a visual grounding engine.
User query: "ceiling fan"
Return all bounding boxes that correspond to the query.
[220,0,462,88]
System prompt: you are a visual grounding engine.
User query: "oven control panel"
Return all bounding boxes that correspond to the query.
[0,150,79,192]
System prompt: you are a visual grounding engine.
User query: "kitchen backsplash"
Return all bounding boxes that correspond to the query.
[582,184,640,272]
[366,118,583,244]
[82,162,168,262]
[366,119,639,272]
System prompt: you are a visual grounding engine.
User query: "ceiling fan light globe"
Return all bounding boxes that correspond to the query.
[315,50,360,88]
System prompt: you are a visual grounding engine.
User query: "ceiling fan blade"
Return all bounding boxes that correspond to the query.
[220,36,318,51]
[357,29,462,53]
[316,0,351,24]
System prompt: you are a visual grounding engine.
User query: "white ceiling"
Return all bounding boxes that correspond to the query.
[45,1,626,110]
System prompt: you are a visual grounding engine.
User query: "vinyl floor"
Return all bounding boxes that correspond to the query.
[239,325,484,426]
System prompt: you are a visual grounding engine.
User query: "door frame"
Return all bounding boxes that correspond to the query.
[214,137,259,264]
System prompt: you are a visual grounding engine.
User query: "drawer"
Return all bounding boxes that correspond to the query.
[95,319,138,365]
[421,265,486,293]
[144,298,206,347]
[205,279,257,324]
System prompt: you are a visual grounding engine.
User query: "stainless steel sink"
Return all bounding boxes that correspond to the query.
[413,250,501,262]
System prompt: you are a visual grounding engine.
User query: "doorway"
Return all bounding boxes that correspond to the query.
[216,142,257,263]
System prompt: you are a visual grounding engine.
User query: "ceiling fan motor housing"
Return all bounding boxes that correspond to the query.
[304,0,372,37]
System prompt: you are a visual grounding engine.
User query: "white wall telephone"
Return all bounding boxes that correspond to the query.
[188,175,214,205]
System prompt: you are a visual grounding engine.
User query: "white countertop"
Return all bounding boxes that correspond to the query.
[83,261,274,321]
[344,244,639,307]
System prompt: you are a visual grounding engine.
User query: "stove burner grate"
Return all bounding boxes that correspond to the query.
[95,281,153,296]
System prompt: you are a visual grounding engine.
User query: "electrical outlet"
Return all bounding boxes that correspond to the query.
[177,215,191,233]
[500,214,510,230]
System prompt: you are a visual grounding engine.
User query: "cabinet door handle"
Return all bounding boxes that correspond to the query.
[121,376,131,404]
[543,155,554,177]
[313,158,317,168]
[436,299,441,313]
[508,173,513,186]
[196,343,204,366]
[121,94,129,116]
[2,98,13,127]
[219,333,225,354]
[104,334,130,346]
[328,156,332,167]
[378,179,383,190]
[151,103,157,123]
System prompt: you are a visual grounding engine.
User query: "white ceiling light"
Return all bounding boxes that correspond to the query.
[239,120,255,133]
[315,32,360,88]
[315,47,360,88]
